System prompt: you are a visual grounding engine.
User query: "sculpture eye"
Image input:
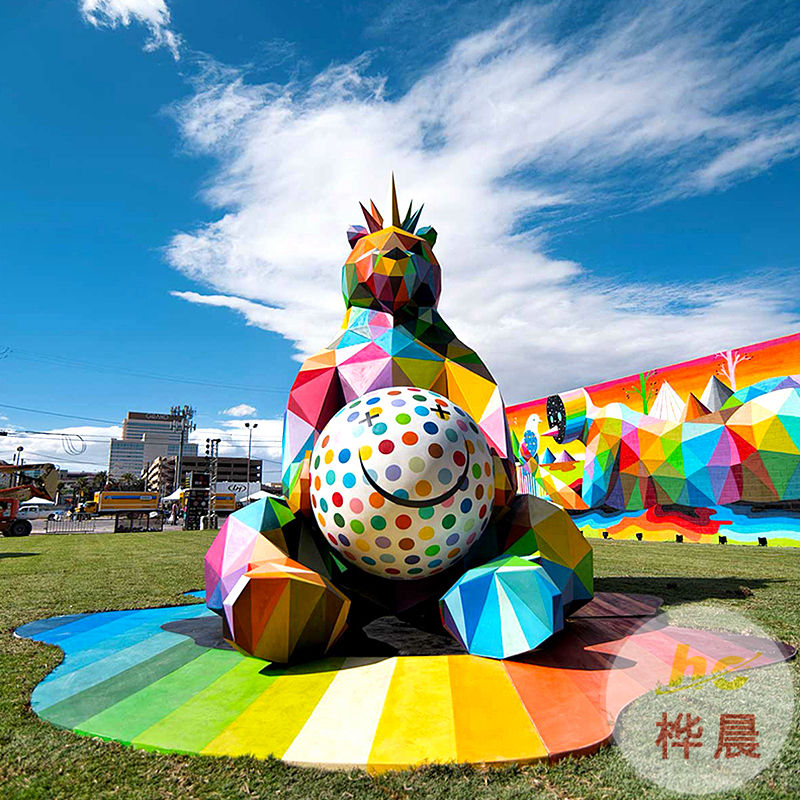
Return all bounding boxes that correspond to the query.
[383,247,407,260]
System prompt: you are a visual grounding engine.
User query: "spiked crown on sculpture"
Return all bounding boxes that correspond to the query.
[343,176,440,314]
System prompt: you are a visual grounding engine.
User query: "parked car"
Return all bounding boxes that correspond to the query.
[16,504,66,521]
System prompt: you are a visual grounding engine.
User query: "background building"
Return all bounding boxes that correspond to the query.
[144,455,262,496]
[56,470,95,503]
[108,411,197,478]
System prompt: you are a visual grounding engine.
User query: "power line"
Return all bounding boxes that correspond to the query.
[4,449,109,468]
[0,403,119,424]
[8,347,290,395]
[6,447,283,468]
[2,429,282,446]
[5,430,113,442]
[0,407,282,443]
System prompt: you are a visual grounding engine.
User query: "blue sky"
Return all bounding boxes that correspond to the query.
[2,0,799,475]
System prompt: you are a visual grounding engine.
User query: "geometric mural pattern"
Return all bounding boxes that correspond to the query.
[546,382,800,511]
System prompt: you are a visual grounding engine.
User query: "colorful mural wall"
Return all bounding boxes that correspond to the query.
[507,332,800,546]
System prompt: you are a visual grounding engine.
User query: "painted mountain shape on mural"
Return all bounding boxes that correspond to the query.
[681,393,711,421]
[554,450,577,463]
[540,448,556,465]
[700,375,734,413]
[648,381,684,421]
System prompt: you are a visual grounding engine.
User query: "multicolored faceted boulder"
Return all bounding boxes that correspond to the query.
[206,496,350,662]
[222,557,349,663]
[204,497,296,615]
[440,496,592,657]
[440,555,564,659]
[499,495,593,613]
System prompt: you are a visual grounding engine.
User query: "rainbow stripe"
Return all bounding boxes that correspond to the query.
[15,595,793,771]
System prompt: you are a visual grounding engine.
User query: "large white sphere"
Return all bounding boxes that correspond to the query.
[309,387,494,580]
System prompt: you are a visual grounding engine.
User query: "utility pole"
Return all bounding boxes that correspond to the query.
[244,421,258,492]
[170,405,195,492]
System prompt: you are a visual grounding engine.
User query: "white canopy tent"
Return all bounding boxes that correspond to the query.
[21,497,55,505]
[242,490,269,503]
[163,489,182,501]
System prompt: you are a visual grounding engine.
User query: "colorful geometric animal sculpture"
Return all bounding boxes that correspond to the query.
[281,178,516,513]
[206,179,593,662]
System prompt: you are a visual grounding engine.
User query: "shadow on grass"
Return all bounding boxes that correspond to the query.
[163,577,786,678]
[595,575,783,605]
[0,552,39,559]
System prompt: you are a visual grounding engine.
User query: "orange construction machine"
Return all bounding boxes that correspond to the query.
[0,463,58,537]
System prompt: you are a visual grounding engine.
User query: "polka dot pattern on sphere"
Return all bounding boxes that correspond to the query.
[309,387,494,579]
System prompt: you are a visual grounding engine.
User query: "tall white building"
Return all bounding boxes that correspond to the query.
[108,411,197,478]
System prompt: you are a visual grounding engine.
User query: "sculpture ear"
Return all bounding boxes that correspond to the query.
[347,225,369,248]
[417,225,437,247]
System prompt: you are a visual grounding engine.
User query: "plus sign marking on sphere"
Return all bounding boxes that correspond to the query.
[360,409,382,427]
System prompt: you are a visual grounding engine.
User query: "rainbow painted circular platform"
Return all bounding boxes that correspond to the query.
[15,593,793,772]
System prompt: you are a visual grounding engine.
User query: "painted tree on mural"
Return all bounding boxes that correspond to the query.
[622,369,660,413]
[716,349,752,391]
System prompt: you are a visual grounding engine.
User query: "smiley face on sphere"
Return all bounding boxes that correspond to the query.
[309,387,494,579]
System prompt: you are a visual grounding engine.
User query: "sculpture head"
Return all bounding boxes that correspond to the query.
[342,177,440,314]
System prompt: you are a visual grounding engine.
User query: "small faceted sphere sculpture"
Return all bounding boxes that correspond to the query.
[309,387,494,580]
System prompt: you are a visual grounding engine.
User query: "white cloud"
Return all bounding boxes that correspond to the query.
[1,426,122,474]
[80,0,181,59]
[166,1,800,403]
[221,403,258,417]
[694,130,800,189]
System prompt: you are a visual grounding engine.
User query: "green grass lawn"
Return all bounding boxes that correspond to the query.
[1,532,798,800]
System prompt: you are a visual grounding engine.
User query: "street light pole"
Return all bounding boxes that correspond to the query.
[13,446,23,486]
[171,405,196,493]
[245,422,257,491]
